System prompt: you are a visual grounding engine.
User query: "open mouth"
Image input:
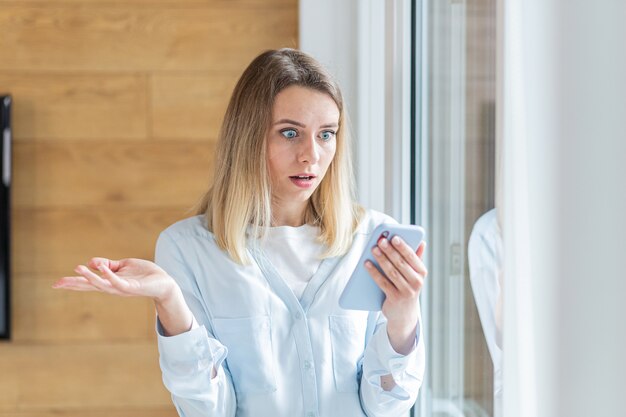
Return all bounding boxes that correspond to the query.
[289,175,316,188]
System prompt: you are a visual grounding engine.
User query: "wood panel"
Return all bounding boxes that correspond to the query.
[13,140,215,208]
[151,73,239,140]
[1,0,298,414]
[12,208,190,275]
[12,277,155,343]
[0,343,170,410]
[0,74,148,141]
[0,410,178,417]
[0,0,293,5]
[0,5,298,72]
[0,368,19,412]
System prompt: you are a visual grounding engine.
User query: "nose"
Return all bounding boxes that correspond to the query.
[298,134,320,164]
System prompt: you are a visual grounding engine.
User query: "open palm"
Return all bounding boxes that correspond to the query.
[53,257,176,302]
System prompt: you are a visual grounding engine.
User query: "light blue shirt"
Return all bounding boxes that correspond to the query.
[154,209,425,417]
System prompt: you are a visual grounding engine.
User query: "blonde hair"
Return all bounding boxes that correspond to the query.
[196,49,364,264]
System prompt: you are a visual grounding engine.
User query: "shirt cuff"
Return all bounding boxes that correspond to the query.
[373,321,420,380]
[156,318,228,374]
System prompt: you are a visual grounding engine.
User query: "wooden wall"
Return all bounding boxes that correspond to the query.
[0,1,297,415]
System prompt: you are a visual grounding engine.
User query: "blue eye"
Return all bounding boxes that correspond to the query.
[280,129,297,139]
[319,130,336,141]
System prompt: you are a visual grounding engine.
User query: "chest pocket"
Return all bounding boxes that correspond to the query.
[329,315,367,392]
[212,315,277,394]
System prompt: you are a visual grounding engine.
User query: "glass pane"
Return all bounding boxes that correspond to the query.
[415,0,497,416]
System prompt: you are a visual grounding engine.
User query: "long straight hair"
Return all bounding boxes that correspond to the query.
[196,49,364,264]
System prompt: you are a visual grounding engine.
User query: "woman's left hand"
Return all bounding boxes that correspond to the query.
[366,236,427,355]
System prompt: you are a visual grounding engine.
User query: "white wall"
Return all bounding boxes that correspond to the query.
[501,1,626,417]
[300,0,412,222]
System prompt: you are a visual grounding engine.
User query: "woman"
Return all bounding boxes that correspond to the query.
[54,48,427,417]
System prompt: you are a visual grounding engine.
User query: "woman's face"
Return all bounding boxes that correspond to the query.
[266,85,339,210]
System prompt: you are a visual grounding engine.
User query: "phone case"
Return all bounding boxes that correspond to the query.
[339,223,425,311]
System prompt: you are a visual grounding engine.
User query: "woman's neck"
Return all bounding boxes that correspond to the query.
[271,201,308,227]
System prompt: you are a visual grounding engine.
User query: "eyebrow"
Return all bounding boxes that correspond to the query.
[273,118,339,129]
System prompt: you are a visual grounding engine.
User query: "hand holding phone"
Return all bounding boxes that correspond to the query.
[339,223,425,311]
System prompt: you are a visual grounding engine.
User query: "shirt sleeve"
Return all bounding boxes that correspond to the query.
[359,313,425,417]
[155,230,237,417]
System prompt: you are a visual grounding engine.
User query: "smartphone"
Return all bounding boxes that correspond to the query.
[339,223,425,311]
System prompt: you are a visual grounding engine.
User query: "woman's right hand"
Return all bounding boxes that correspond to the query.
[54,257,195,336]
[53,257,177,302]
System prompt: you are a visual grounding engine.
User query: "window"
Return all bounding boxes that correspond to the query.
[414,0,498,416]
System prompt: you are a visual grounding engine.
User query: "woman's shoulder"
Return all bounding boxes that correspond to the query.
[469,208,501,251]
[470,209,499,241]
[355,208,399,236]
[158,214,214,243]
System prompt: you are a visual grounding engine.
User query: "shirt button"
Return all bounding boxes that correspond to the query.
[307,412,315,417]
[304,360,312,370]
[295,312,302,320]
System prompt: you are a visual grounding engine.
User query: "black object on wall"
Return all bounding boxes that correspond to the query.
[0,95,11,340]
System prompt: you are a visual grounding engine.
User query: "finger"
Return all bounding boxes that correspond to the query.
[390,236,428,277]
[377,238,422,288]
[52,276,99,291]
[75,265,119,294]
[372,245,412,293]
[97,263,134,294]
[88,257,122,272]
[416,241,426,259]
[365,260,396,297]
